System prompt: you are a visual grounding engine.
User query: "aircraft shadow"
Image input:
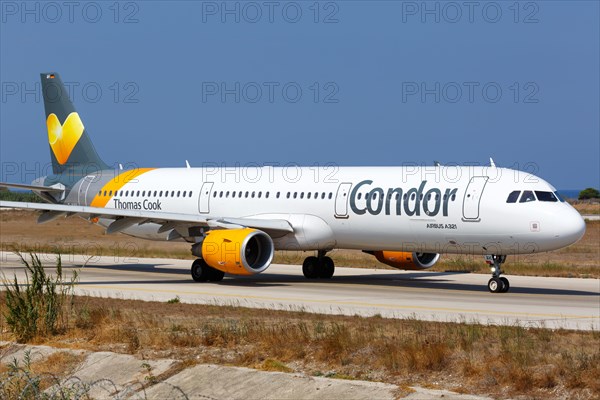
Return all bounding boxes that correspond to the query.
[65,262,600,297]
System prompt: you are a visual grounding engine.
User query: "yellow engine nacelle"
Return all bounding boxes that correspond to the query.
[369,251,440,270]
[200,228,274,275]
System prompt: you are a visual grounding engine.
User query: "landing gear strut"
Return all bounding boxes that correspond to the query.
[302,251,335,279]
[485,255,509,293]
[191,258,225,282]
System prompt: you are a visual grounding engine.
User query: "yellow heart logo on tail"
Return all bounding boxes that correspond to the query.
[46,112,84,165]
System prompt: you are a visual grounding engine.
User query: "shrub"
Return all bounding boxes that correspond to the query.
[2,253,78,342]
[579,188,600,200]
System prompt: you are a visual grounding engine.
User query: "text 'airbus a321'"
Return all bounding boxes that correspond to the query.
[0,73,586,293]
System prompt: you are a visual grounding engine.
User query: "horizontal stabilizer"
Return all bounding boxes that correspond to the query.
[0,182,64,193]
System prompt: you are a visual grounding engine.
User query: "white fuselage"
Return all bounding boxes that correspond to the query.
[90,165,585,255]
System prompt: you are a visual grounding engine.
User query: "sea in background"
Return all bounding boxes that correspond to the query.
[558,190,581,200]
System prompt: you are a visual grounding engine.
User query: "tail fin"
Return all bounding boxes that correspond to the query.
[41,73,109,175]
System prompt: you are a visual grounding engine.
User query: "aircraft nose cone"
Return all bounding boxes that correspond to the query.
[562,208,586,245]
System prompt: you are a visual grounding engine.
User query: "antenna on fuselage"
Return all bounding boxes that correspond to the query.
[185,160,191,168]
[489,158,496,168]
[434,161,441,167]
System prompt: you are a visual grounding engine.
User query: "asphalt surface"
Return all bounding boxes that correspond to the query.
[1,252,598,331]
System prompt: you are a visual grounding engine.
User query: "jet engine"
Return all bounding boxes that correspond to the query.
[367,251,440,270]
[196,228,274,275]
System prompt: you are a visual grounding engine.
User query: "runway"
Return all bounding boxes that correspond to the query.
[1,252,598,331]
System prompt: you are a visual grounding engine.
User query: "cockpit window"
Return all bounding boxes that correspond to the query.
[535,191,558,202]
[519,190,536,203]
[554,191,565,202]
[506,191,521,203]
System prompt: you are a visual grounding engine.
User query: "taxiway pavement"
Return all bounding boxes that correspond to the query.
[1,252,598,330]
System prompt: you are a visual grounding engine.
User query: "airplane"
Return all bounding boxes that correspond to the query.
[0,73,586,293]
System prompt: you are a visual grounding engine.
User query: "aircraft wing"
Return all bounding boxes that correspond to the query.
[0,182,64,193]
[0,200,294,235]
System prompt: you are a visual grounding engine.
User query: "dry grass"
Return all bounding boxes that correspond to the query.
[1,210,598,278]
[573,201,600,215]
[1,294,598,399]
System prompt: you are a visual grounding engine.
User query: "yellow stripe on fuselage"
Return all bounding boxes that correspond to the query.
[90,168,156,208]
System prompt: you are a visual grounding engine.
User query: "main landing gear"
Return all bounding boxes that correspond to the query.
[485,255,509,293]
[191,258,225,282]
[302,251,335,279]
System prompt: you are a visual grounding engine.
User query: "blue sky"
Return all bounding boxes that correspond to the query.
[1,1,598,189]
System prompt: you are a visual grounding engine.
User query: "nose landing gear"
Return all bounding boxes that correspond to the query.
[485,255,509,293]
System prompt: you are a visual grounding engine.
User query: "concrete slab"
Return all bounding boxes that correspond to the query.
[145,363,399,400]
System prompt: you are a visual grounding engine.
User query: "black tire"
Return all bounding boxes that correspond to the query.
[500,277,510,293]
[302,256,319,279]
[488,277,503,293]
[208,268,225,282]
[319,256,335,279]
[191,259,211,282]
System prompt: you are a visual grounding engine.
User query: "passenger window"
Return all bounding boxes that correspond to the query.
[154,191,157,197]
[328,193,333,199]
[506,191,520,203]
[321,193,326,199]
[266,192,269,199]
[232,192,236,198]
[109,191,113,196]
[103,190,107,196]
[294,192,298,199]
[276,192,280,199]
[535,191,558,202]
[287,192,290,199]
[137,191,140,196]
[171,191,175,197]
[165,191,169,198]
[258,192,262,198]
[245,191,249,198]
[125,191,129,197]
[358,193,362,200]
[177,191,181,197]
[307,193,311,199]
[519,191,536,203]
[159,191,163,197]
[300,192,304,199]
[251,192,255,198]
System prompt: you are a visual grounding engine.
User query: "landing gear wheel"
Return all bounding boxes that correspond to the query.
[191,259,211,282]
[500,277,510,293]
[488,277,503,293]
[319,256,335,279]
[302,256,319,279]
[208,268,225,282]
[485,255,509,293]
